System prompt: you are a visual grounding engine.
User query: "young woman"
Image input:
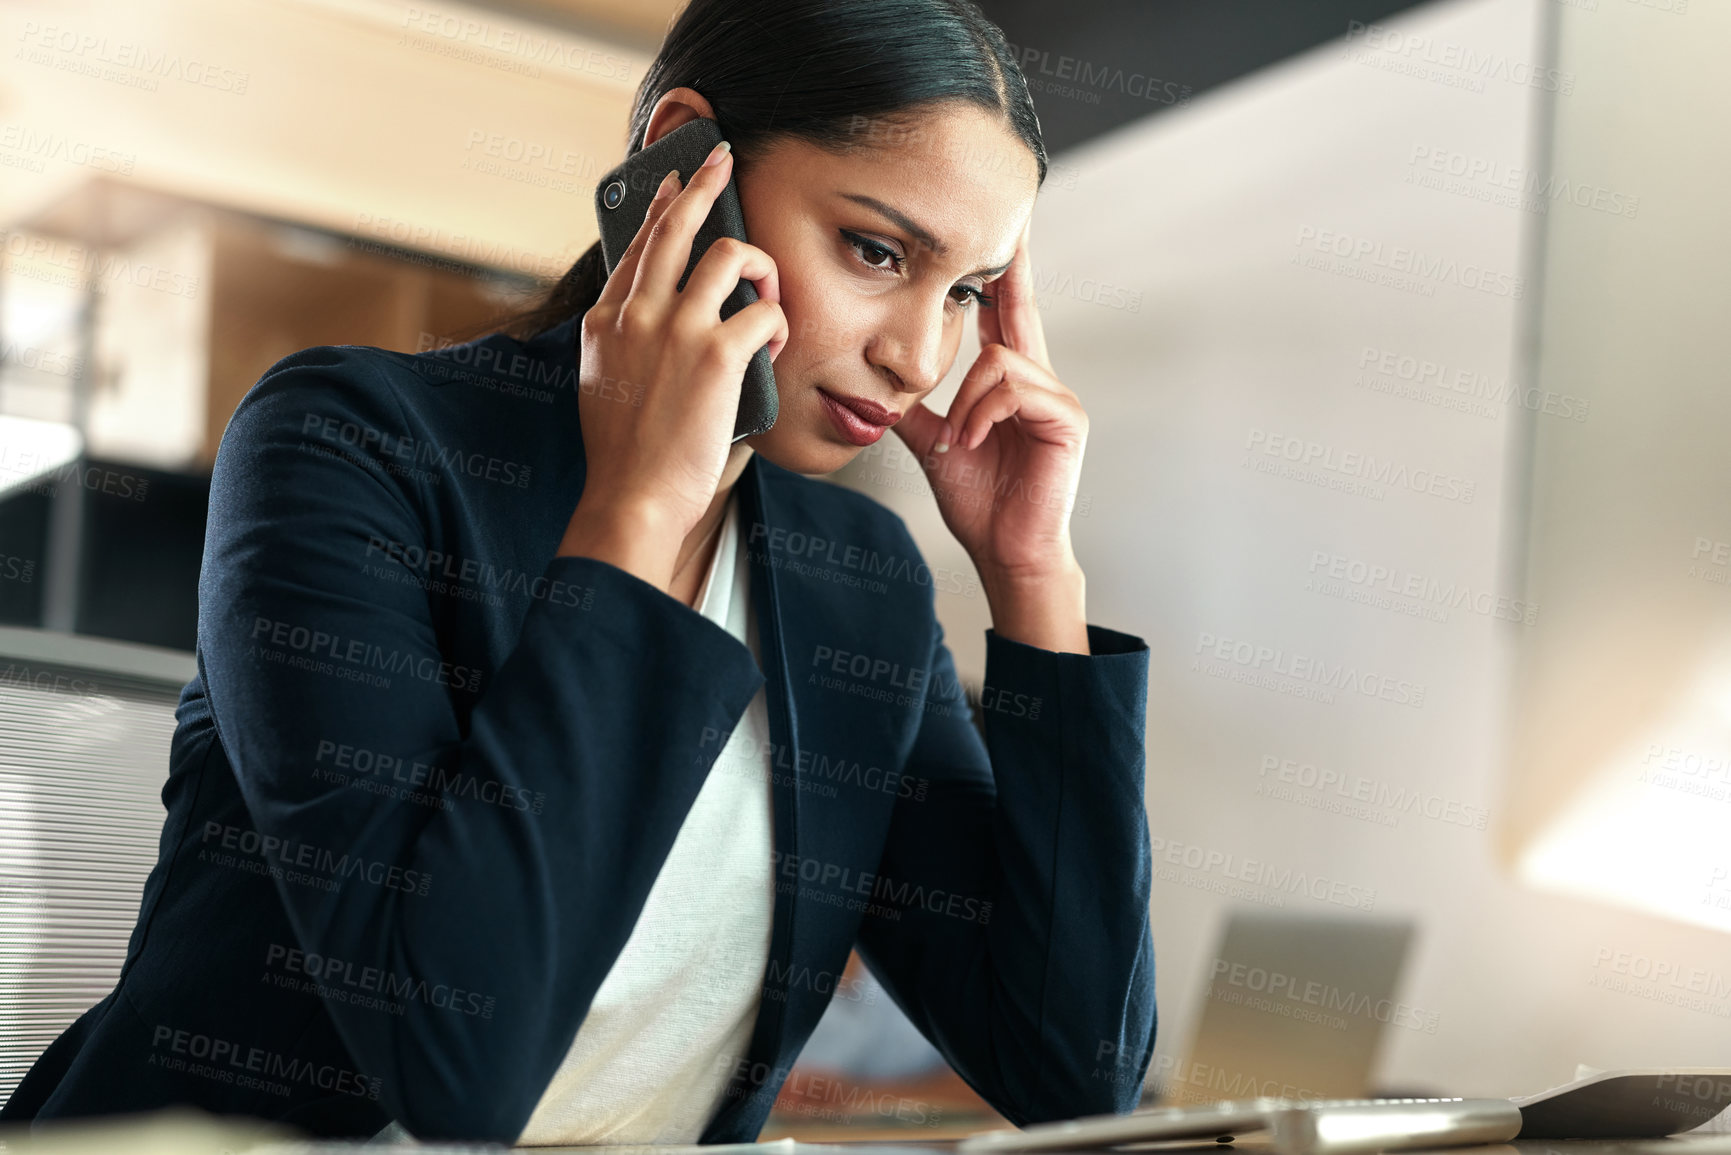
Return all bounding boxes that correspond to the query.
[1,0,1156,1142]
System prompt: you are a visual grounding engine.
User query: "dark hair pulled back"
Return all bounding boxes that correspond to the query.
[490,0,1046,342]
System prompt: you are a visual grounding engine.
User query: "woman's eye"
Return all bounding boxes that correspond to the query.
[843,229,992,310]
[844,231,901,273]
[952,285,994,309]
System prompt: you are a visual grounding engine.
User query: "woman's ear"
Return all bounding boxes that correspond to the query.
[642,86,717,148]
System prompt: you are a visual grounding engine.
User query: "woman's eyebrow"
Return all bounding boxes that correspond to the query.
[839,192,1013,278]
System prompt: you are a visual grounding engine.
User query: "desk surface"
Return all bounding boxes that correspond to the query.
[5,1111,1731,1155]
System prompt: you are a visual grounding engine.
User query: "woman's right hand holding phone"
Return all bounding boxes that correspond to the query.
[558,139,787,591]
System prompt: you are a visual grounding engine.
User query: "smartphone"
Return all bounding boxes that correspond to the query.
[593,117,778,443]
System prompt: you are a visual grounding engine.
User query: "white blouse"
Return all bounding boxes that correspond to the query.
[516,492,777,1144]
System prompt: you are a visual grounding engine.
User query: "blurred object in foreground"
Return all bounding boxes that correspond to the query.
[760,952,1008,1140]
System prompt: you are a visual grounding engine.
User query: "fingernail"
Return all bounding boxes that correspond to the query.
[703,140,732,167]
[654,169,680,198]
[935,421,951,453]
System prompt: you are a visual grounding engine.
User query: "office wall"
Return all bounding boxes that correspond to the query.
[1503,0,1731,932]
[839,0,1731,1098]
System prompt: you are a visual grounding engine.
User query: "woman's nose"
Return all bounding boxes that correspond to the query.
[867,307,946,395]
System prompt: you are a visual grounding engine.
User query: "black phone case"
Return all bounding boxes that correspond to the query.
[593,118,778,443]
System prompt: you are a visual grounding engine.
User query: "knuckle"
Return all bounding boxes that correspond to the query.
[695,341,737,376]
[668,308,708,344]
[646,213,687,247]
[581,303,616,337]
[619,306,657,343]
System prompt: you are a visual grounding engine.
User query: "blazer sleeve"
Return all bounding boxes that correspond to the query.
[853,601,1157,1125]
[195,349,766,1142]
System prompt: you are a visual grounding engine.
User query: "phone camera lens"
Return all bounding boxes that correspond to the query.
[602,180,625,210]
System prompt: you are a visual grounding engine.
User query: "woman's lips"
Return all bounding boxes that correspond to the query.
[818,388,899,446]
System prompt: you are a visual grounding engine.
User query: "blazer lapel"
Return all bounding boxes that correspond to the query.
[717,453,803,1122]
[707,454,929,1136]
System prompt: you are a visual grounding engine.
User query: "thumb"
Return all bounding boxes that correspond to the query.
[890,399,950,463]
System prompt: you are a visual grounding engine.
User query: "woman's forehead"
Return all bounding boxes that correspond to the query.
[754,110,1037,266]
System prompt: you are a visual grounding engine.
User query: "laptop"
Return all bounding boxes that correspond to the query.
[1155,911,1417,1105]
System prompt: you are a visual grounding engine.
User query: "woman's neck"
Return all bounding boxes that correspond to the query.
[667,444,755,609]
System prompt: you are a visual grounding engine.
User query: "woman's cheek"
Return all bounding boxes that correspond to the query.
[784,273,862,360]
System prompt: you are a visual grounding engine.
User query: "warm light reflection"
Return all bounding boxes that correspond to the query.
[0,413,83,498]
[1519,643,1731,934]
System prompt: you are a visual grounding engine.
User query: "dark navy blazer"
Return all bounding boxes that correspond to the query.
[1,317,1157,1142]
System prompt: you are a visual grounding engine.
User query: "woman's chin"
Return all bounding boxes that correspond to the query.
[749,431,867,478]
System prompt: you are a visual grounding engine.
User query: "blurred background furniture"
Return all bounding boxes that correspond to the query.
[0,626,191,1102]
